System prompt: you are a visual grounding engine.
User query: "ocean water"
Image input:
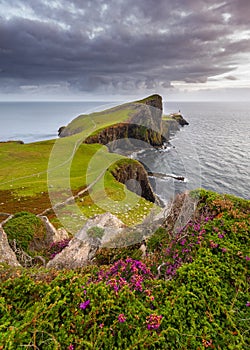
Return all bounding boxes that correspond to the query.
[134,101,250,201]
[0,101,115,143]
[0,100,249,200]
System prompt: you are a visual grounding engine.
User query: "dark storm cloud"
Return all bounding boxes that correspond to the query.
[225,75,238,80]
[0,0,250,95]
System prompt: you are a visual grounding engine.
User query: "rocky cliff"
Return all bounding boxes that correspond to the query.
[85,122,164,152]
[58,95,188,207]
[59,94,165,148]
[0,225,21,267]
[162,113,189,140]
[109,159,159,204]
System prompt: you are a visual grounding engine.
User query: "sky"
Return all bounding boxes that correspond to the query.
[0,0,250,101]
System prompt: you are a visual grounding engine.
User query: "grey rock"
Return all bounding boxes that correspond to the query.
[39,215,69,244]
[47,238,91,269]
[47,213,125,269]
[0,226,21,267]
[76,212,126,245]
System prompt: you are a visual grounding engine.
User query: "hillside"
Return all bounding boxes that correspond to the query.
[58,94,164,147]
[0,189,249,349]
[0,94,188,235]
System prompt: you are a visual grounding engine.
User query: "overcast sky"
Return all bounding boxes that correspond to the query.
[1,0,250,101]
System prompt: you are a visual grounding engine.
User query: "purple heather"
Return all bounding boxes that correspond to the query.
[118,314,126,323]
[79,300,90,310]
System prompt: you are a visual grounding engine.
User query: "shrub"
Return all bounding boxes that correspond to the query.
[4,211,46,254]
[49,239,71,259]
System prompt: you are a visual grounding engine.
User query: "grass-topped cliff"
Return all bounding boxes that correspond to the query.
[0,94,187,232]
[0,139,156,229]
[0,189,249,349]
[59,94,164,147]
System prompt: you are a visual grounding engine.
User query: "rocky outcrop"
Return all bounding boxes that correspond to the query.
[161,113,189,140]
[46,238,91,269]
[110,159,160,204]
[39,215,69,244]
[76,212,126,244]
[0,226,21,267]
[47,213,125,269]
[171,113,189,126]
[163,192,197,236]
[58,126,66,136]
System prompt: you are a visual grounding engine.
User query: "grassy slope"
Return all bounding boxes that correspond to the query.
[0,103,156,228]
[0,190,249,349]
[61,105,135,136]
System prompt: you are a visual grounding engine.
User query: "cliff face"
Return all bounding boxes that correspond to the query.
[162,113,189,140]
[85,122,164,151]
[57,95,188,206]
[171,113,189,126]
[59,94,165,148]
[84,95,165,150]
[162,119,180,140]
[110,159,159,204]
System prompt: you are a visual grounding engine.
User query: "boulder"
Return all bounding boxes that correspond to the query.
[46,238,91,269]
[39,215,69,244]
[47,213,125,269]
[76,212,126,244]
[0,226,21,267]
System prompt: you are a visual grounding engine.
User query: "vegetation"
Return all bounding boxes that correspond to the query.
[87,226,105,240]
[63,107,134,137]
[0,95,167,230]
[0,139,156,229]
[0,189,249,349]
[3,211,46,255]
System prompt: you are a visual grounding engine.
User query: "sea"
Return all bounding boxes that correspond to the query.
[0,100,249,201]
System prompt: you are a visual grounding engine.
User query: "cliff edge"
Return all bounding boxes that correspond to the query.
[59,94,165,148]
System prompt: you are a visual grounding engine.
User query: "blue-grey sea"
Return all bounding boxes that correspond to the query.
[0,100,249,200]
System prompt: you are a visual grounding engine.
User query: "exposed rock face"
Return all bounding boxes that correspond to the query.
[110,160,159,204]
[46,238,91,269]
[76,212,126,244]
[47,213,125,269]
[85,122,165,151]
[58,126,66,136]
[162,119,180,140]
[161,113,189,140]
[142,94,163,111]
[0,226,21,267]
[171,113,189,126]
[39,215,69,244]
[163,192,197,236]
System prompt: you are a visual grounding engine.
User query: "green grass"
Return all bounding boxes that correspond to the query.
[62,106,135,136]
[0,137,157,230]
[162,115,173,121]
[136,94,161,104]
[0,96,163,230]
[0,140,53,194]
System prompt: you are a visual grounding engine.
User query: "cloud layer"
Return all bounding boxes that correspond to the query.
[0,0,250,97]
